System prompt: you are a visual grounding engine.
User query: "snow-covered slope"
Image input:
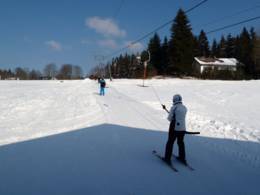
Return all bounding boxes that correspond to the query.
[0,80,103,145]
[0,79,259,195]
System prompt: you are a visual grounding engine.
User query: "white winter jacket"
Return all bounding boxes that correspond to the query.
[167,103,187,131]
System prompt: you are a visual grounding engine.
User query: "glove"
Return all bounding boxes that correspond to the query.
[162,104,166,110]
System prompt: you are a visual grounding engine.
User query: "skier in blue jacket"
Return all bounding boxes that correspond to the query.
[99,78,106,96]
[162,94,187,165]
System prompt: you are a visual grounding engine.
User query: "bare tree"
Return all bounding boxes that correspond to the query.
[29,69,42,80]
[72,65,83,79]
[43,63,57,79]
[15,67,28,80]
[57,64,73,79]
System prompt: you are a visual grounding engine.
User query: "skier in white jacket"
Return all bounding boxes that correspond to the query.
[162,94,187,165]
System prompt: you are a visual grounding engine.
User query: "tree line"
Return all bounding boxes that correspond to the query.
[0,64,83,80]
[90,9,260,80]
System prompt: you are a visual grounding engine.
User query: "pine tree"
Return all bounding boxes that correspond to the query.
[234,35,241,59]
[148,33,163,74]
[225,34,236,58]
[239,28,254,76]
[161,37,169,75]
[168,9,195,75]
[253,33,260,77]
[118,54,130,78]
[110,58,116,78]
[211,39,218,57]
[117,54,123,78]
[250,27,257,77]
[219,36,227,57]
[198,30,210,57]
[193,36,200,57]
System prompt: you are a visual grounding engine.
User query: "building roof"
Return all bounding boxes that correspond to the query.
[194,57,238,66]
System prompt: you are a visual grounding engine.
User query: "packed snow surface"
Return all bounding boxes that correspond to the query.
[0,79,259,195]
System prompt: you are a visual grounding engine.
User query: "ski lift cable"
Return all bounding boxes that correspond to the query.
[199,4,260,29]
[113,0,125,19]
[92,0,125,63]
[150,82,163,105]
[104,0,209,60]
[206,16,260,35]
[110,85,164,129]
[105,2,260,61]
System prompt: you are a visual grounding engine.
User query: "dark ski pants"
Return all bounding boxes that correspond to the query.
[164,122,186,161]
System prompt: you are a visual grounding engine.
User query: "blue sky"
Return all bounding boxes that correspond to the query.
[0,0,259,74]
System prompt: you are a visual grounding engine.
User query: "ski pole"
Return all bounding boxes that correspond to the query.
[184,131,200,135]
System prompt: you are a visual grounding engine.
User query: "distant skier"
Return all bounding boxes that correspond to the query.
[99,78,106,96]
[162,94,187,165]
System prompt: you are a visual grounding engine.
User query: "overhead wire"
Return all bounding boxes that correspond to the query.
[150,83,163,105]
[200,4,260,28]
[93,0,125,64]
[113,0,125,19]
[206,16,260,35]
[104,0,209,60]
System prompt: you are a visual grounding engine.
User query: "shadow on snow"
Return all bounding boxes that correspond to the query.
[0,124,259,195]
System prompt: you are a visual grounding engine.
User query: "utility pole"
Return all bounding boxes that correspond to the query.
[108,63,112,81]
[136,49,150,87]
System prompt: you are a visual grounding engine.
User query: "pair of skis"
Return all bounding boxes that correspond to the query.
[152,150,194,172]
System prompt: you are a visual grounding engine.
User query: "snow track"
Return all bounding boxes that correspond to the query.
[98,85,166,130]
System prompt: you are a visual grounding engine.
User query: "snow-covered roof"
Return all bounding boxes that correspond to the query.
[194,57,238,66]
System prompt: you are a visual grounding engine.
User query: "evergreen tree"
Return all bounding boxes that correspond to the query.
[211,39,218,57]
[0,69,15,79]
[225,34,236,58]
[116,53,131,78]
[193,36,200,57]
[239,28,254,76]
[148,33,163,74]
[168,9,195,75]
[234,35,241,59]
[128,54,138,78]
[253,34,260,77]
[110,58,116,78]
[219,36,227,57]
[198,30,210,57]
[116,56,122,78]
[250,27,257,77]
[161,37,170,75]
